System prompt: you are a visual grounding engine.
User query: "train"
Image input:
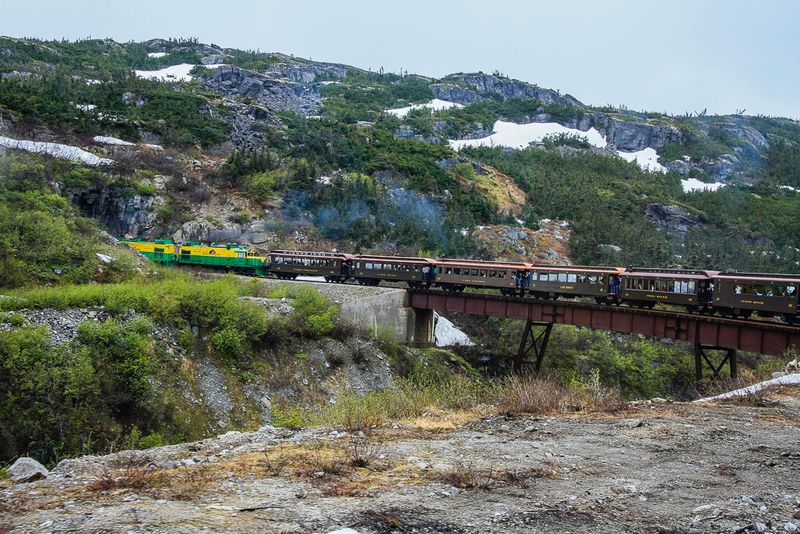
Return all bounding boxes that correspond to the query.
[120,238,800,323]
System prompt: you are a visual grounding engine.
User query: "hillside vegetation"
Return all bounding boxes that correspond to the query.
[0,36,798,469]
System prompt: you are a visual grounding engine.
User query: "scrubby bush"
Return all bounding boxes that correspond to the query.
[242,170,280,201]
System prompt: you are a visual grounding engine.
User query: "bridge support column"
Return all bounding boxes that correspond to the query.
[694,341,738,380]
[513,321,553,375]
[408,308,435,347]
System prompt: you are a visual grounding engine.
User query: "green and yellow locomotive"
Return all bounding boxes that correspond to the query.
[119,238,269,276]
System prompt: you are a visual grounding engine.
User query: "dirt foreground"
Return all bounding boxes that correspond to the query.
[2,391,799,533]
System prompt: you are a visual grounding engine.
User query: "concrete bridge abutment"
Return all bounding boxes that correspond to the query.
[339,289,434,347]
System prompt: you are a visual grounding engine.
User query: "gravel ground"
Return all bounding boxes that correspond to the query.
[2,391,799,533]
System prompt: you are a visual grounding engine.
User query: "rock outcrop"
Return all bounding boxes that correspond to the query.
[591,115,683,151]
[645,203,703,238]
[262,56,353,83]
[202,66,324,117]
[69,188,157,236]
[434,73,582,107]
[221,100,283,149]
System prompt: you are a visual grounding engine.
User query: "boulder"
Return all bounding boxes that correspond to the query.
[7,457,48,483]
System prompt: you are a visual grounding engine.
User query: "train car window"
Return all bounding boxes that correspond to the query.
[788,286,797,296]
[546,273,556,282]
[366,263,373,269]
[445,267,452,275]
[577,274,586,283]
[557,273,566,282]
[538,273,547,281]
[567,274,577,283]
[687,281,696,292]
[479,270,487,277]
[469,269,478,276]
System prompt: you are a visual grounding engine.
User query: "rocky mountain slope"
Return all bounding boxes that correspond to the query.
[2,35,800,274]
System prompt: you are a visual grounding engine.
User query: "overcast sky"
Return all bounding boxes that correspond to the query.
[3,0,798,118]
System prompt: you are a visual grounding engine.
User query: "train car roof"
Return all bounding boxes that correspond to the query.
[270,250,354,260]
[623,269,717,280]
[435,259,533,269]
[356,255,435,263]
[531,265,624,274]
[713,273,800,284]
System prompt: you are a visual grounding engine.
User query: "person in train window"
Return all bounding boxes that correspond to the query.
[524,271,531,288]
[422,265,430,281]
[788,286,797,296]
[512,271,519,288]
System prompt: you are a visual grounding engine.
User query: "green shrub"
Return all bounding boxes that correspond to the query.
[212,327,246,359]
[138,432,166,449]
[0,312,26,327]
[243,170,280,200]
[271,407,308,429]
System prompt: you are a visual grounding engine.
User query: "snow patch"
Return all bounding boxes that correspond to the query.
[75,104,96,112]
[616,147,667,173]
[681,178,726,193]
[134,63,224,82]
[449,120,607,151]
[696,373,800,402]
[780,185,797,192]
[386,99,463,118]
[93,135,135,146]
[147,52,168,58]
[0,136,113,166]
[435,313,474,347]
